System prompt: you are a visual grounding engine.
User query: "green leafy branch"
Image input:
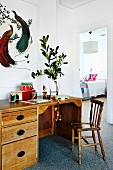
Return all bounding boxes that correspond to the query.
[31,35,68,80]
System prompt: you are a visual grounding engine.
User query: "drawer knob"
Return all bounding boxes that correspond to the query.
[16,115,24,121]
[17,151,25,157]
[17,129,25,136]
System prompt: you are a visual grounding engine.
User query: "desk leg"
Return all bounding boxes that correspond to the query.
[52,106,55,135]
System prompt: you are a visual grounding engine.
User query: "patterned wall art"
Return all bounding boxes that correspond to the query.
[0,0,39,99]
[0,2,32,68]
[0,0,39,82]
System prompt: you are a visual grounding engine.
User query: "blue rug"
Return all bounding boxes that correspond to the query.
[25,132,112,170]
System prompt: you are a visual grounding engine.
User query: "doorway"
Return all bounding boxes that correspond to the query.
[79,27,107,81]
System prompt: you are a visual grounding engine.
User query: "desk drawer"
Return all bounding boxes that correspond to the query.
[2,108,37,126]
[2,121,37,144]
[2,136,37,170]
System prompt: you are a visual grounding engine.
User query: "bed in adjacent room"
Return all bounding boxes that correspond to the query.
[80,73,107,100]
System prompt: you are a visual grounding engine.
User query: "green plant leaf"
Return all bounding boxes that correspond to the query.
[45,63,49,67]
[45,35,49,42]
[36,70,39,74]
[32,35,68,81]
[40,39,44,43]
[42,51,46,57]
[63,62,68,64]
[55,46,59,54]
[41,43,46,50]
[39,69,42,75]
[47,45,49,52]
[31,72,36,79]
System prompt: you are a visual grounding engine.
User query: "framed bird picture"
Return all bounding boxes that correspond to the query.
[0,0,39,98]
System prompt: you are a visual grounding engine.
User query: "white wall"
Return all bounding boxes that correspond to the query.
[56,2,81,97]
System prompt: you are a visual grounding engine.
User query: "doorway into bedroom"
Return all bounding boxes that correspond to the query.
[79,27,107,99]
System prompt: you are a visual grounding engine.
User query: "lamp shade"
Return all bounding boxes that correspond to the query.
[83,41,98,54]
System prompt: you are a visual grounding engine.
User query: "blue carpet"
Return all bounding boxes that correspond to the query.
[25,132,112,170]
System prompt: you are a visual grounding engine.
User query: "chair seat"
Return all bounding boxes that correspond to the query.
[71,122,100,131]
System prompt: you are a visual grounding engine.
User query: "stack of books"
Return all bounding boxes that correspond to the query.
[9,82,36,101]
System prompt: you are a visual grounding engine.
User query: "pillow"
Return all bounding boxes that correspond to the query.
[82,73,97,82]
[88,76,93,81]
[92,74,97,81]
[88,74,97,81]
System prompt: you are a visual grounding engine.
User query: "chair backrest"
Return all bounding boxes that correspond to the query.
[89,99,104,128]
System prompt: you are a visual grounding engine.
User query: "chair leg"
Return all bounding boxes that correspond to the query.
[78,131,81,164]
[97,130,106,160]
[72,128,74,152]
[92,130,97,151]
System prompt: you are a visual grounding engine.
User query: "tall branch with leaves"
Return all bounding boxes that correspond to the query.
[31,35,68,81]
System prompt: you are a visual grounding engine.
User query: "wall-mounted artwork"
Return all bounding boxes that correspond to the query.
[0,2,33,68]
[0,0,39,99]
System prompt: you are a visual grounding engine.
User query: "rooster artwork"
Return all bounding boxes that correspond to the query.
[0,3,32,68]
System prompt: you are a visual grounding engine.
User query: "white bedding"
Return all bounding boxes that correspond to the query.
[88,79,107,97]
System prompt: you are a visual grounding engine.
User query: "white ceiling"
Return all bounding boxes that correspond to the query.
[59,0,96,8]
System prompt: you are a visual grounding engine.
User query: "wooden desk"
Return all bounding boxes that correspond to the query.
[0,96,82,170]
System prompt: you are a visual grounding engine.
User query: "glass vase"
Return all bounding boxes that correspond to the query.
[48,78,60,97]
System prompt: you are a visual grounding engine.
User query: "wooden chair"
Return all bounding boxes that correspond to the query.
[71,99,106,164]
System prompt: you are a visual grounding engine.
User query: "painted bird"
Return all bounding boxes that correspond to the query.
[0,25,15,67]
[12,11,30,53]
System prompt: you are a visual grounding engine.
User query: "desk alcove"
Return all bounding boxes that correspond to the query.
[0,96,82,170]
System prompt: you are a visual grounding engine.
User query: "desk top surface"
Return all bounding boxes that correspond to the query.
[0,96,82,112]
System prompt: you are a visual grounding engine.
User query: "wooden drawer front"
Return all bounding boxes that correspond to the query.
[2,121,37,144]
[2,108,37,126]
[2,136,37,170]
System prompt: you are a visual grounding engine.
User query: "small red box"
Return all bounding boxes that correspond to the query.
[10,91,31,100]
[21,91,31,100]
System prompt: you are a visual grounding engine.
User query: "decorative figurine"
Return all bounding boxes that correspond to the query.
[43,85,47,99]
